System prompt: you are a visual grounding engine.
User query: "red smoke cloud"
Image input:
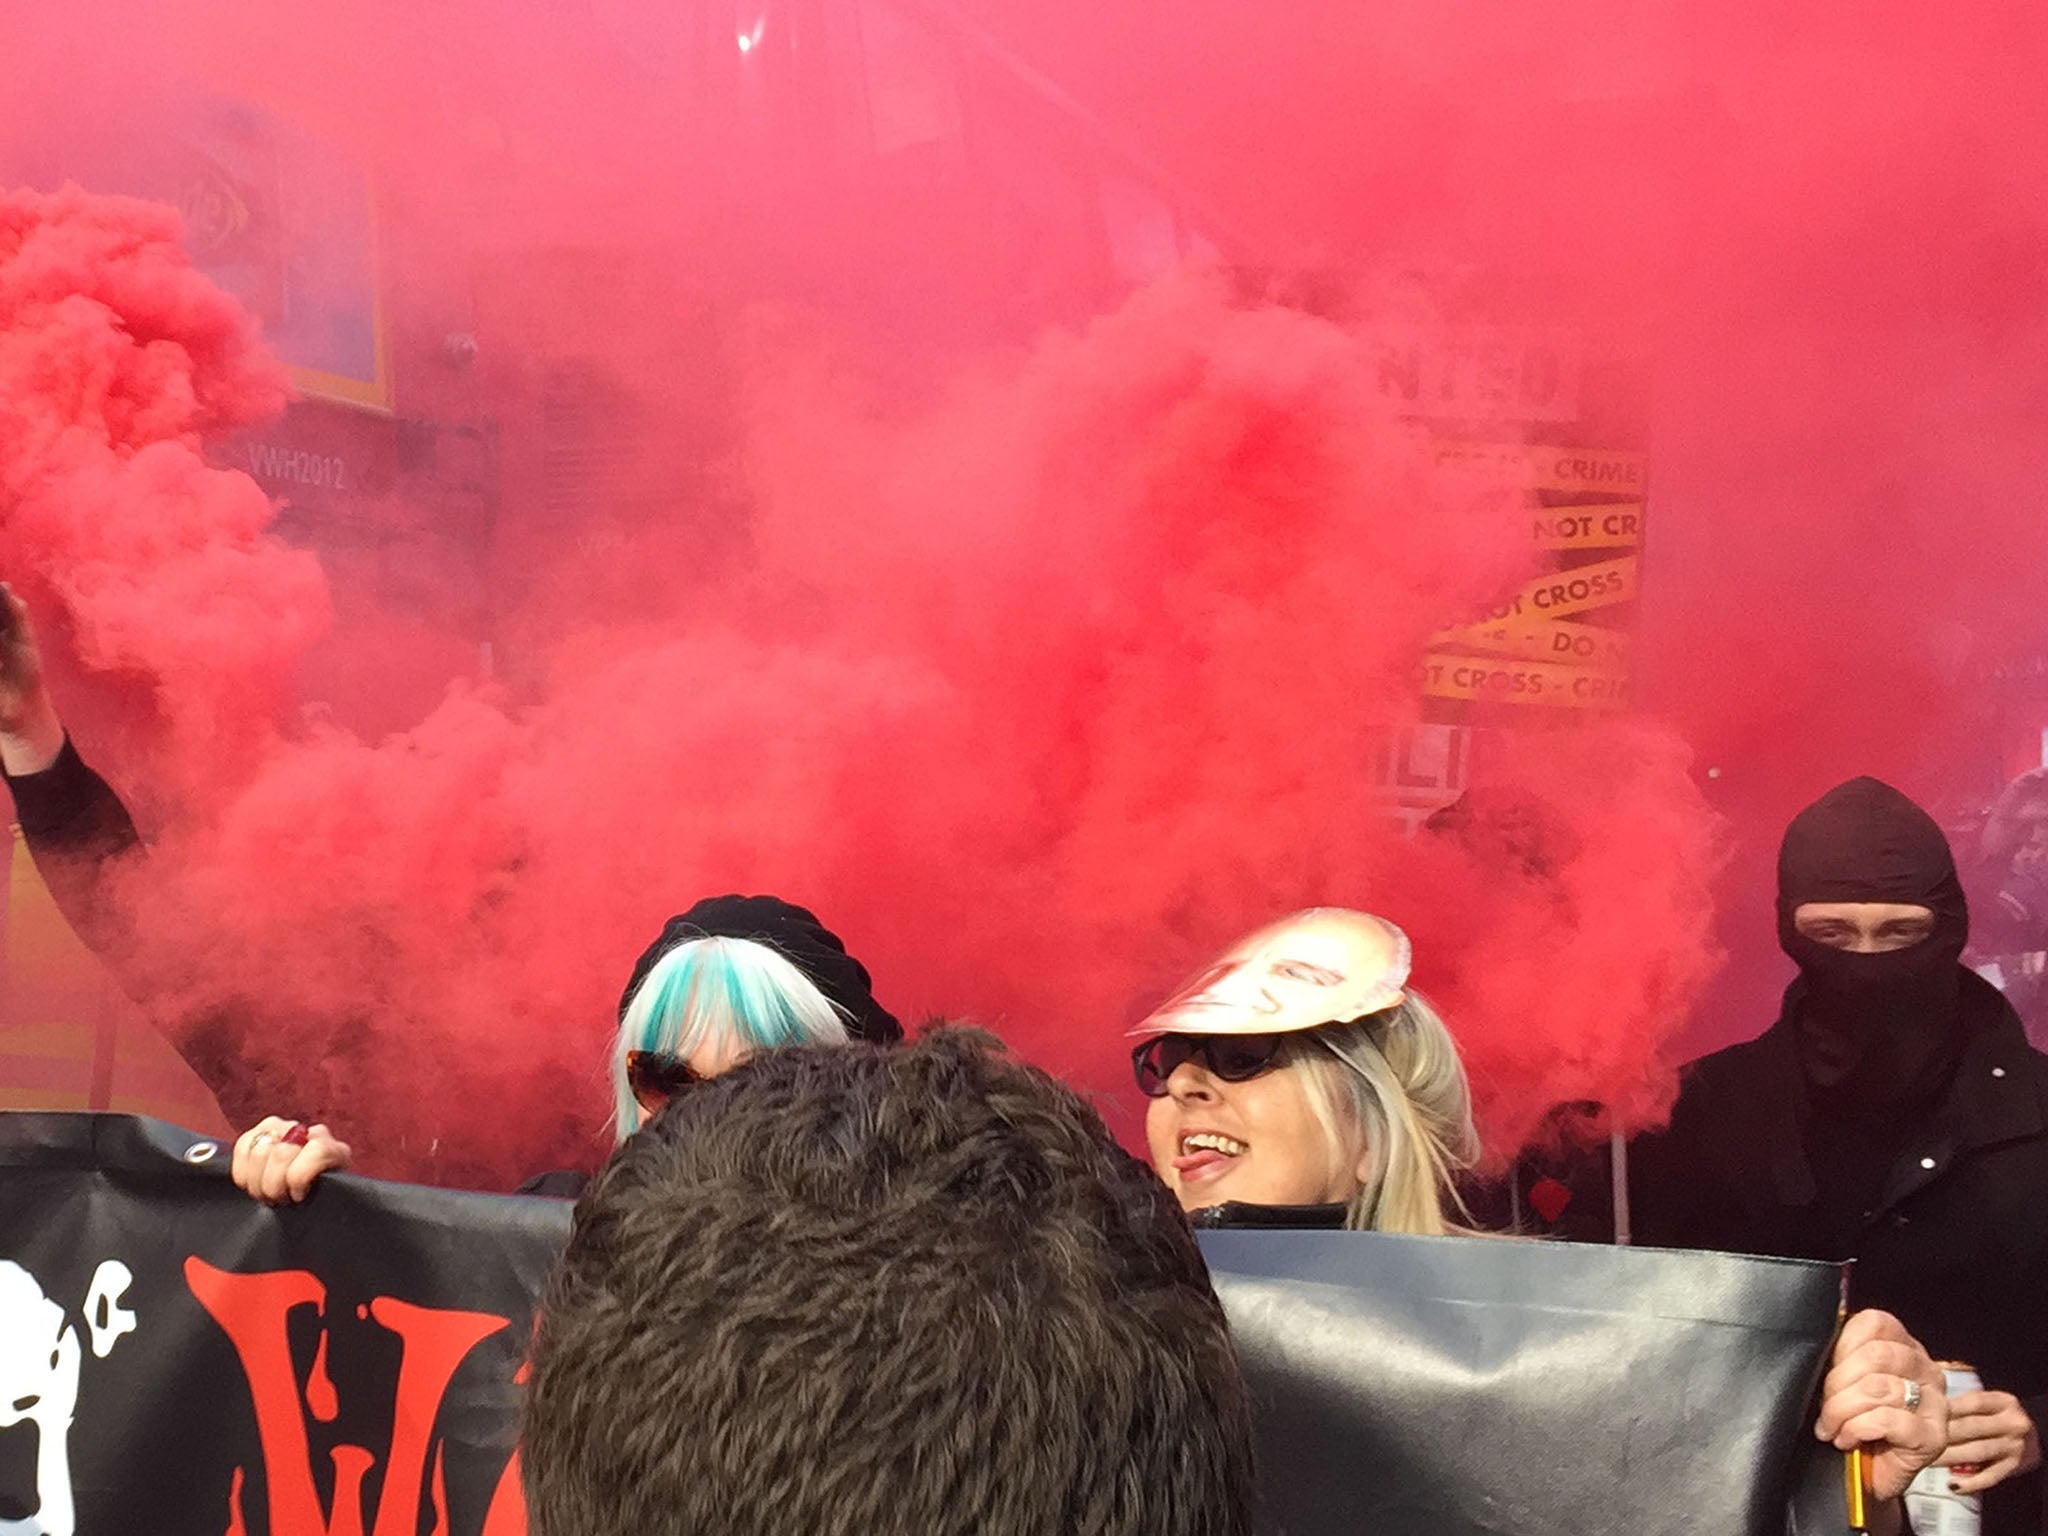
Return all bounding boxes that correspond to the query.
[10,0,2041,1181]
[939,0,2048,1051]
[0,187,323,785]
[1388,724,1724,1157]
[5,177,1684,1177]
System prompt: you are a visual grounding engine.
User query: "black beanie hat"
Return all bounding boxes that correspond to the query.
[619,895,904,1047]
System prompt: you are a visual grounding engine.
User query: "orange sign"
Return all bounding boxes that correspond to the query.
[1532,503,1644,550]
[1435,442,1648,497]
[1434,616,1633,671]
[1421,654,1632,712]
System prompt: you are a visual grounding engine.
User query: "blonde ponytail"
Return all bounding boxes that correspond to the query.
[1293,993,1481,1235]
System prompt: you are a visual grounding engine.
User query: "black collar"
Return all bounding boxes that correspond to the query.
[1756,969,2048,1216]
[1189,1200,1350,1230]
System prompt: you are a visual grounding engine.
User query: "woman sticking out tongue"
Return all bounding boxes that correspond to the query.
[1130,908,1477,1234]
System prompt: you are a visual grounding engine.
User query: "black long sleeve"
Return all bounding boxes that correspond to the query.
[4,734,144,962]
[3,739,275,1128]
[4,736,513,1179]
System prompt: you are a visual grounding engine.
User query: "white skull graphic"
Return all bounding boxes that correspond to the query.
[0,1260,135,1536]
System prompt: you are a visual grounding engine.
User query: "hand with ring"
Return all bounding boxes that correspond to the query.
[231,1115,353,1205]
[1815,1309,1948,1504]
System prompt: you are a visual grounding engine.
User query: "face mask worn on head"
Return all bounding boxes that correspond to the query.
[1776,777,1970,1120]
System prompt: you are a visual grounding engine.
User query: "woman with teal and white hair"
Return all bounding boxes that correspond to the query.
[232,893,902,1202]
[609,894,903,1136]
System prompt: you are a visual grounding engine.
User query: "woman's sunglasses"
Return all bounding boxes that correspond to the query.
[1131,1033,1288,1098]
[625,1051,703,1100]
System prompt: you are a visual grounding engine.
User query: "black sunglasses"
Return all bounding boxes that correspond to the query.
[1131,1033,1288,1098]
[625,1051,703,1101]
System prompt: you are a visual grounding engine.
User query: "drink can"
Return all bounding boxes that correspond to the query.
[1904,1363,1984,1536]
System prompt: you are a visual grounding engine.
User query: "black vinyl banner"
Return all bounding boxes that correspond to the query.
[1202,1230,1849,1536]
[0,1112,567,1536]
[1,1113,1848,1536]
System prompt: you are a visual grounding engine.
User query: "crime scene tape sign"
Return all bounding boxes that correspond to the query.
[1434,443,1649,498]
[1433,617,1633,671]
[1422,654,1632,711]
[1470,555,1638,626]
[1533,503,1644,551]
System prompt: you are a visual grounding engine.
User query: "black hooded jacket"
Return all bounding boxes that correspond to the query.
[1629,779,2048,1535]
[1631,971,2048,1532]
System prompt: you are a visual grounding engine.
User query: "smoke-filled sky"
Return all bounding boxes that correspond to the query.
[4,0,2046,1184]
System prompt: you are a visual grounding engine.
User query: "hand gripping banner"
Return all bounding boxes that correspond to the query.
[1,1113,1847,1536]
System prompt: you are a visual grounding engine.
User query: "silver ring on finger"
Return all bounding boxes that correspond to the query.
[1904,1379,1923,1412]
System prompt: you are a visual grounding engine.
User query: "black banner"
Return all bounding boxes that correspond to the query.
[0,1114,1848,1536]
[0,1112,565,1536]
[1204,1230,1848,1536]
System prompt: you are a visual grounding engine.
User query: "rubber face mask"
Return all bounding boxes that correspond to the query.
[1776,777,1970,1114]
[1132,909,1411,1038]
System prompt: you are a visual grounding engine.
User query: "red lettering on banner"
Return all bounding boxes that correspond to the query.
[475,1336,535,1533]
[429,1444,449,1536]
[374,1297,511,1536]
[481,1450,529,1536]
[183,1257,520,1536]
[308,1332,338,1421]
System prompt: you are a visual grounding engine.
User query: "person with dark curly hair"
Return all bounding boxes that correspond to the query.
[523,1028,1255,1536]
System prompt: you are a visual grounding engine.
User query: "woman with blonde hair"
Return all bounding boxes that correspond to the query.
[1130,907,1479,1233]
[1133,905,1952,1531]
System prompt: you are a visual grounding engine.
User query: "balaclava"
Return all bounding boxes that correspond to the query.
[1776,777,1969,1117]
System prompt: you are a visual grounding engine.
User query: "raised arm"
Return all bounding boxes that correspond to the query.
[0,585,279,1128]
[0,585,144,949]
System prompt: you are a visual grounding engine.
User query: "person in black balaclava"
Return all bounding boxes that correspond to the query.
[1630,777,2048,1535]
[1778,778,1972,1250]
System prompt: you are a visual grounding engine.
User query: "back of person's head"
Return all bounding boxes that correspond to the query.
[527,1029,1255,1536]
[610,935,849,1136]
[1296,994,1480,1234]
